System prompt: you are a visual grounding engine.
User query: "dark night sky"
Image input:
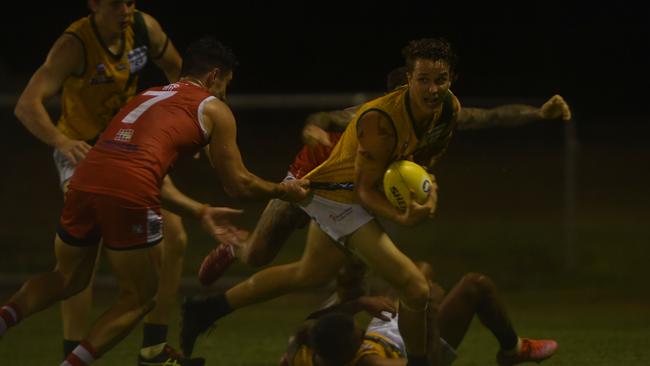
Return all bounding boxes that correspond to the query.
[1,2,648,122]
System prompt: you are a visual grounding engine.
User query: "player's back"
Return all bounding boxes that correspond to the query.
[69,81,214,206]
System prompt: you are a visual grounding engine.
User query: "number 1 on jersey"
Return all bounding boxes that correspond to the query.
[121,91,177,124]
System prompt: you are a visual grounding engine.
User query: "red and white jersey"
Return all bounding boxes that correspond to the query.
[69,81,214,206]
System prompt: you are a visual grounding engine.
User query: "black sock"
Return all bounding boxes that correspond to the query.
[494,329,518,350]
[205,293,233,319]
[142,323,168,348]
[406,355,428,366]
[63,339,80,357]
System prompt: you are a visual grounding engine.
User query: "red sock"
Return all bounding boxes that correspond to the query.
[60,341,98,366]
[0,303,22,335]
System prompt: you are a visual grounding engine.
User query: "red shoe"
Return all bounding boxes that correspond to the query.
[496,338,558,366]
[197,243,236,286]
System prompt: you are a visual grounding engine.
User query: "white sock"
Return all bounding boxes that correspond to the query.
[140,342,166,359]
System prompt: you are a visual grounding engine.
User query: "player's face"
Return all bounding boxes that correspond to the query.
[408,58,452,115]
[93,0,136,33]
[210,70,233,101]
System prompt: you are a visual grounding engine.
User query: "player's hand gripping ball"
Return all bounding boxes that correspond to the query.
[383,160,434,211]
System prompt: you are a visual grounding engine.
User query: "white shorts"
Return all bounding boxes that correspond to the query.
[298,194,373,245]
[283,172,373,245]
[53,149,75,190]
[367,313,458,366]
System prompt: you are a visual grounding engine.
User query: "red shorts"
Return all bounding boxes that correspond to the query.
[57,189,163,250]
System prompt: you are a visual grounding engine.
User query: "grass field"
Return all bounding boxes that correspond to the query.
[1,286,649,365]
[1,112,648,364]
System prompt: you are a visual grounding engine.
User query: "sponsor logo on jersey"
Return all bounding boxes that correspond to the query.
[128,46,148,74]
[329,207,353,223]
[89,63,115,85]
[114,128,134,142]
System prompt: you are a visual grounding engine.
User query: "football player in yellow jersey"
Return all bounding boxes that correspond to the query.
[13,1,206,365]
[197,70,571,286]
[281,262,557,366]
[181,38,569,365]
[181,39,454,366]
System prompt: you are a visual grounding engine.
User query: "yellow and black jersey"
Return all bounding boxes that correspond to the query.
[57,11,153,141]
[353,332,405,362]
[304,85,457,203]
[289,332,403,366]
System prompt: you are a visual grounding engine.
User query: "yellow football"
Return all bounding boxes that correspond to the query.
[383,160,434,211]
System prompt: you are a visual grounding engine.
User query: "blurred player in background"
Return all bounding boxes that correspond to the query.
[1,36,309,365]
[11,0,208,364]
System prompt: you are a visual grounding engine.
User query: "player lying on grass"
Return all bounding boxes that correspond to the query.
[280,261,558,366]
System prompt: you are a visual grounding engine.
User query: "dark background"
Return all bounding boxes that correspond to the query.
[0,2,648,292]
[1,2,648,123]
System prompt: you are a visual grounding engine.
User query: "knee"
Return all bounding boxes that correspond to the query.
[55,268,92,298]
[459,272,496,301]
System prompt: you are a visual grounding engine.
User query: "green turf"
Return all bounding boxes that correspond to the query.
[1,288,648,365]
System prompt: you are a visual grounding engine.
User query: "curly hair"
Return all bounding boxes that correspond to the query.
[402,38,458,77]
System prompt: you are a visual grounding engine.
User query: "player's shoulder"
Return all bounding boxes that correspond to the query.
[64,15,90,34]
[137,10,163,35]
[45,33,85,74]
[357,110,395,136]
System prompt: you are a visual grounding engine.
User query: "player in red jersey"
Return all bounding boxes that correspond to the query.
[0,37,309,366]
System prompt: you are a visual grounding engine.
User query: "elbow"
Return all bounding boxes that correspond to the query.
[14,99,28,122]
[355,187,374,209]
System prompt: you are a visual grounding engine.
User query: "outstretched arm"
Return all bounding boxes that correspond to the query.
[160,175,245,245]
[457,94,571,130]
[203,99,310,202]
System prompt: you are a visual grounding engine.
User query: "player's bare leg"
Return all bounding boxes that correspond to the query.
[348,220,431,365]
[182,221,346,356]
[1,235,98,337]
[76,245,161,358]
[59,180,96,356]
[198,199,309,286]
[438,273,557,366]
[238,199,309,266]
[138,211,205,364]
[144,211,186,327]
[229,221,346,307]
[60,250,100,355]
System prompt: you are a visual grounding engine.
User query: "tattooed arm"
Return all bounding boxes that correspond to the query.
[457,94,571,130]
[302,106,358,146]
